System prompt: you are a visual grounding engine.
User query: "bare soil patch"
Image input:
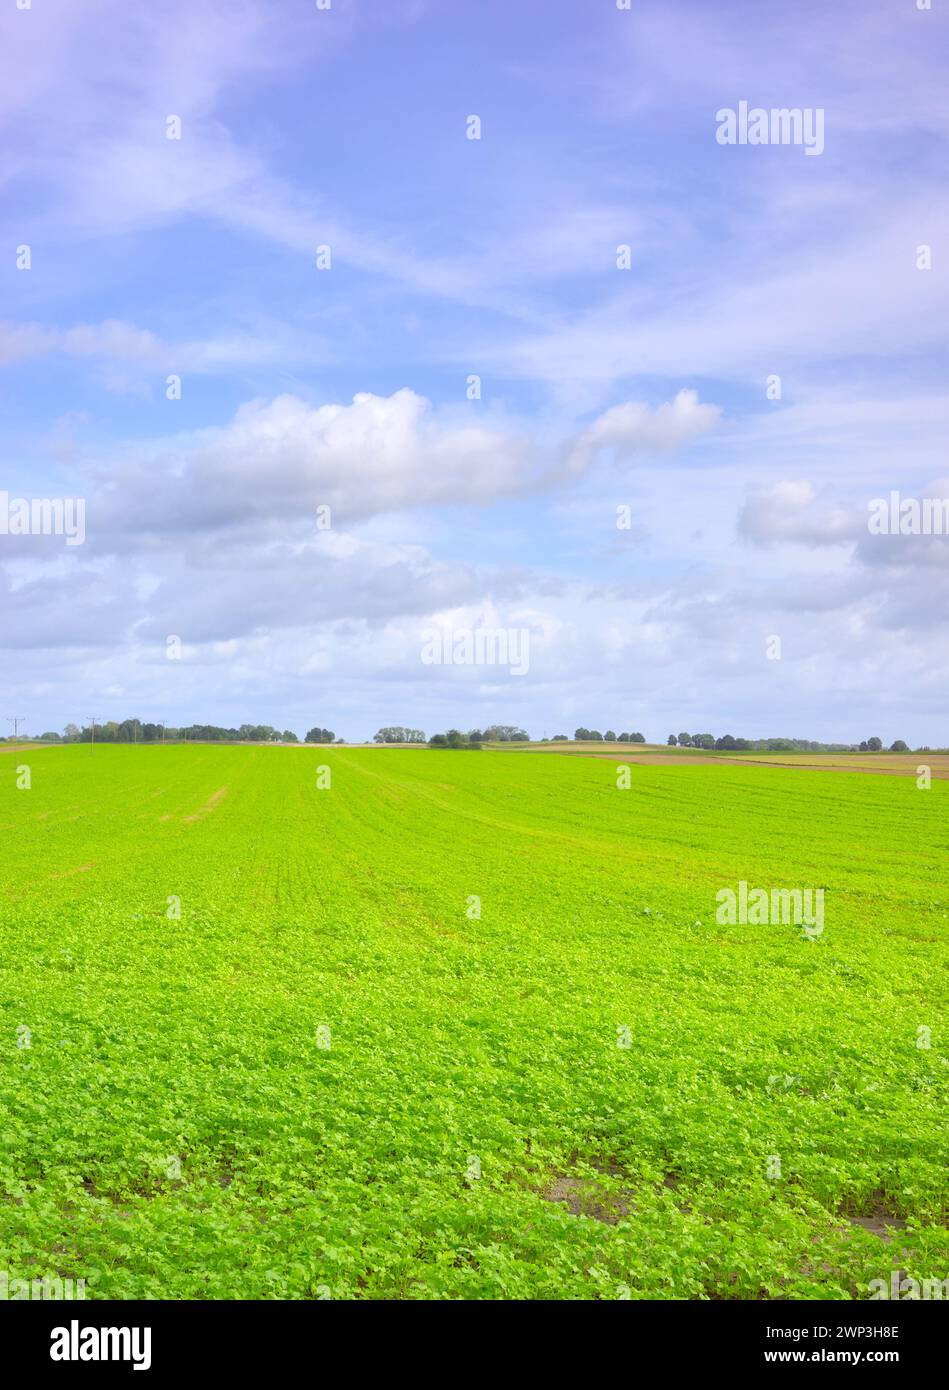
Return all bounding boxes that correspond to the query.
[542,1175,631,1225]
[525,747,949,778]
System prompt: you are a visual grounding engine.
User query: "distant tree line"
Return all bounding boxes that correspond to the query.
[429,729,483,749]
[669,732,748,750]
[573,729,646,743]
[3,723,922,754]
[16,720,323,745]
[667,733,912,753]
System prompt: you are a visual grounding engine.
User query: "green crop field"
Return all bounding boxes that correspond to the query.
[1,743,947,1300]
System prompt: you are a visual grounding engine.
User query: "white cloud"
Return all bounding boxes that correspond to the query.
[566,390,721,474]
[738,480,861,548]
[86,390,539,543]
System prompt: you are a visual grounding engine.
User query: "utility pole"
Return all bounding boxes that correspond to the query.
[161,722,165,746]
[88,716,98,752]
[6,717,25,759]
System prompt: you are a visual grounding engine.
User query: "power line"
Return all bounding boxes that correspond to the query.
[6,716,25,758]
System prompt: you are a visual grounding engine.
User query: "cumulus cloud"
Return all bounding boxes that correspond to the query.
[739,478,949,575]
[566,390,721,474]
[857,480,949,569]
[738,481,861,548]
[88,389,539,544]
[1,383,724,669]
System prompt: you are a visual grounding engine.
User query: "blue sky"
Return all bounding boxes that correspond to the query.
[1,0,948,742]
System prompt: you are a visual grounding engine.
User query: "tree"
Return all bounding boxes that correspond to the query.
[677,732,692,747]
[859,741,868,752]
[890,739,908,752]
[866,737,882,752]
[604,730,616,742]
[630,732,645,743]
[667,735,677,746]
[282,730,299,743]
[428,730,481,750]
[552,734,568,741]
[305,727,335,744]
